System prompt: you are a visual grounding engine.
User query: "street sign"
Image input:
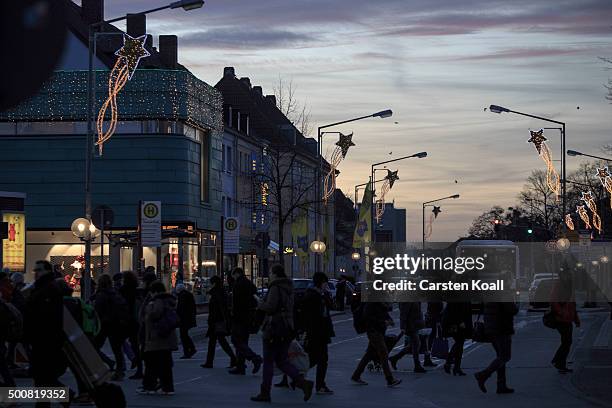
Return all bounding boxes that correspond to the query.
[140,201,161,247]
[223,217,240,254]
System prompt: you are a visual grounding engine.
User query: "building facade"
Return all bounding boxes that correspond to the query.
[0,0,222,299]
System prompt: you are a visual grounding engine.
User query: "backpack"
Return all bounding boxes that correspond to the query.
[1,300,24,342]
[82,301,101,336]
[352,303,367,334]
[156,303,179,338]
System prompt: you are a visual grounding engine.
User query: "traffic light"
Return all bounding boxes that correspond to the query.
[527,228,533,234]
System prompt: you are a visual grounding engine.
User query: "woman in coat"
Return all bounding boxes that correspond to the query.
[442,301,472,375]
[550,273,580,373]
[176,283,197,359]
[201,275,236,368]
[139,281,178,395]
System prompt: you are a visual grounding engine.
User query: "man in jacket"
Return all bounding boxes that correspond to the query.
[176,283,197,359]
[474,302,518,394]
[229,267,262,375]
[389,302,427,373]
[550,274,580,373]
[351,302,402,387]
[251,264,314,403]
[139,281,178,395]
[24,260,69,405]
[302,272,335,394]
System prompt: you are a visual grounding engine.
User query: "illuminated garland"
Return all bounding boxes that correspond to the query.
[424,206,441,239]
[528,129,560,200]
[596,167,612,209]
[564,214,575,231]
[96,33,150,154]
[375,169,399,222]
[581,191,602,233]
[323,133,354,204]
[576,205,591,229]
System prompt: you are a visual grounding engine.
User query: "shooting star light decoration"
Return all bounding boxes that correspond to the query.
[96,33,150,155]
[424,206,441,239]
[528,129,560,200]
[375,169,399,222]
[576,205,591,229]
[565,214,575,231]
[322,133,354,204]
[581,191,602,233]
[596,167,612,209]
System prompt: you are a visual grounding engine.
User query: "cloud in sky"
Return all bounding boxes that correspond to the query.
[96,0,612,241]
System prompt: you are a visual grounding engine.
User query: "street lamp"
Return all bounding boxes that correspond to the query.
[567,149,611,162]
[351,251,361,261]
[488,104,567,220]
[309,240,327,254]
[371,152,428,241]
[315,109,393,271]
[82,2,204,300]
[422,194,460,249]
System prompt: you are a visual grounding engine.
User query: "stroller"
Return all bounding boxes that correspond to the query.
[367,331,404,373]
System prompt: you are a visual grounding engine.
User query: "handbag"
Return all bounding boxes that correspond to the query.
[543,310,558,329]
[472,314,489,343]
[430,324,449,359]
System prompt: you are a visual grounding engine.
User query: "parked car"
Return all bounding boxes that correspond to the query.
[529,277,557,308]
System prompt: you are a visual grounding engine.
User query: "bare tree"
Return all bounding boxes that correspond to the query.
[273,76,313,138]
[253,145,322,265]
[600,57,612,103]
[468,206,505,238]
[518,169,562,231]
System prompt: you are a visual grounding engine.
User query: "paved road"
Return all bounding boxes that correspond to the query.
[15,307,610,407]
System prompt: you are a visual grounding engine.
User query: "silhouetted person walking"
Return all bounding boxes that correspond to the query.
[389,302,426,373]
[550,272,580,373]
[176,283,197,359]
[442,301,472,376]
[474,302,518,394]
[202,275,236,368]
[229,268,262,375]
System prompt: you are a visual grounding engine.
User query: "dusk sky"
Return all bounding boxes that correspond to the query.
[99,0,612,241]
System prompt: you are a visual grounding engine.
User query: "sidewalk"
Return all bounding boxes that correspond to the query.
[569,311,612,407]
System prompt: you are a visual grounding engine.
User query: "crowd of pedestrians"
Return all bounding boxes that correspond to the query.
[0,260,594,405]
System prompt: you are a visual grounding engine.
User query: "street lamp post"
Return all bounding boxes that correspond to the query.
[370,152,427,242]
[567,150,611,162]
[422,194,460,249]
[489,104,567,222]
[82,0,204,299]
[315,109,392,272]
[354,177,387,211]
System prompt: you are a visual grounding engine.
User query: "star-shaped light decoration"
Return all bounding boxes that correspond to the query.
[596,167,611,182]
[581,191,594,203]
[432,206,442,218]
[527,129,547,154]
[385,169,399,188]
[115,33,150,80]
[335,132,355,158]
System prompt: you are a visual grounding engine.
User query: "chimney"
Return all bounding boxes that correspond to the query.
[252,86,263,97]
[224,67,235,78]
[127,13,146,38]
[240,77,251,89]
[265,95,277,106]
[81,0,104,24]
[159,35,178,69]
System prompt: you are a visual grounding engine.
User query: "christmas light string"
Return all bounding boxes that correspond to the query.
[96,33,150,154]
[576,205,591,229]
[375,169,399,222]
[565,213,575,231]
[322,133,354,204]
[581,191,602,233]
[596,167,612,209]
[424,206,441,239]
[528,129,560,200]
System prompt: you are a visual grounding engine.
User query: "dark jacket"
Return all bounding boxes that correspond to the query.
[231,276,258,331]
[119,283,143,328]
[23,273,67,378]
[207,285,230,337]
[364,302,392,334]
[92,287,129,335]
[177,289,197,329]
[442,302,473,338]
[143,293,178,352]
[302,287,335,345]
[399,302,424,333]
[426,301,444,326]
[550,280,580,325]
[259,278,294,341]
[484,302,518,336]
